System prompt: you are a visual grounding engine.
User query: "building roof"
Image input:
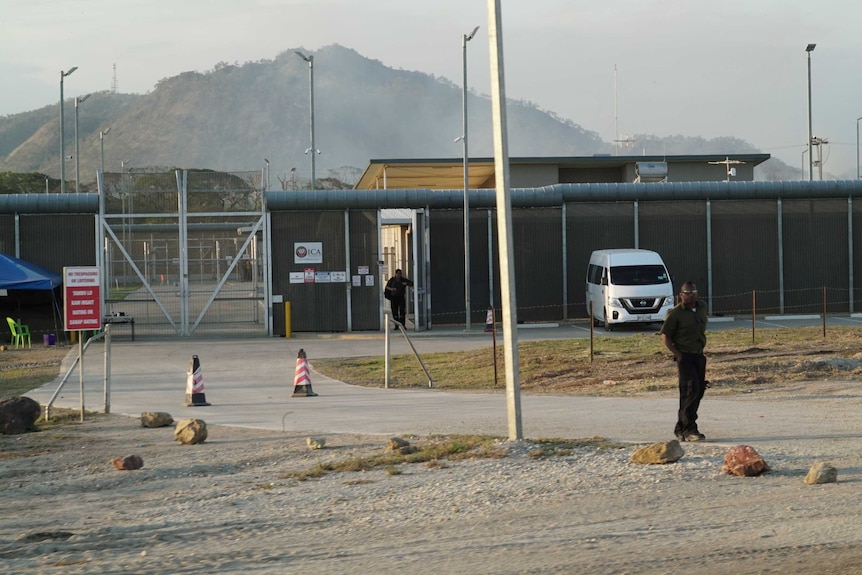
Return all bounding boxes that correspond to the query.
[354,154,771,190]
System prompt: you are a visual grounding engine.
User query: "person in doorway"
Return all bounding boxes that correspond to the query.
[385,269,413,326]
[660,281,709,442]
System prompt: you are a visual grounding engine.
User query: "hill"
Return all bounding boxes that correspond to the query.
[0,44,795,190]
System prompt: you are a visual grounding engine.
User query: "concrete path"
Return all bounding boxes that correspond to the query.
[28,327,862,445]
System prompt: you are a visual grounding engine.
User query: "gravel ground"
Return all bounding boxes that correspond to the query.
[2,406,862,575]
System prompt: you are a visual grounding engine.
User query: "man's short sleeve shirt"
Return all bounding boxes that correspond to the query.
[660,301,708,353]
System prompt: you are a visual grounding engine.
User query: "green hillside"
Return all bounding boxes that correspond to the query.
[0,44,794,190]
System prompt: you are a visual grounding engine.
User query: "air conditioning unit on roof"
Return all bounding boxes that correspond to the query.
[634,162,668,183]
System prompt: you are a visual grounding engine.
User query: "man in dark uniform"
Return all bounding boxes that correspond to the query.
[384,268,413,326]
[660,281,709,442]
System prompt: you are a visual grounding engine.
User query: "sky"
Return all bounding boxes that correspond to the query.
[2,0,861,177]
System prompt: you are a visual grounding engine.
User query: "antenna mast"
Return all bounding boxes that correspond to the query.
[111,63,118,94]
[614,64,618,156]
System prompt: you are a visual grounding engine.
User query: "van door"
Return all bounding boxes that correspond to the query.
[599,266,609,323]
[585,262,602,323]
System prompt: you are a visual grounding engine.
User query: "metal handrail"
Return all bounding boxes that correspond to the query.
[44,326,111,421]
[384,315,433,389]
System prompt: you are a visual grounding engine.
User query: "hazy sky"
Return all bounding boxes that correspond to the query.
[3,0,861,176]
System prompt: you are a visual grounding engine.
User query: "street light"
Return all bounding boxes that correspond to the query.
[461,25,479,330]
[99,127,111,176]
[74,94,90,193]
[806,43,816,182]
[59,66,78,193]
[295,51,316,191]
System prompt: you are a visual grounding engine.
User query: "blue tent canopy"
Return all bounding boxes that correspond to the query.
[0,253,62,291]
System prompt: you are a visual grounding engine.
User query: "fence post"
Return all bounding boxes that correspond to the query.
[822,286,827,338]
[751,290,756,344]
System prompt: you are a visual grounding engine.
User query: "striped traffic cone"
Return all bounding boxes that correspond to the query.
[293,349,318,397]
[484,308,495,332]
[184,355,211,406]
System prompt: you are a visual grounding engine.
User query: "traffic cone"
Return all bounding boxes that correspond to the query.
[293,349,318,397]
[184,355,211,406]
[484,308,495,332]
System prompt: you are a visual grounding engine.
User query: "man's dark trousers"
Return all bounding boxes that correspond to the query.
[391,297,406,325]
[674,352,707,436]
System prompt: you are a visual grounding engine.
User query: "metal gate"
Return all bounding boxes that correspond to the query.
[97,169,270,337]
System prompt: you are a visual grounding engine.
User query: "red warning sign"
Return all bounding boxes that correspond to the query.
[64,267,102,331]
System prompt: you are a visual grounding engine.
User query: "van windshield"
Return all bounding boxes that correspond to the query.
[609,265,669,286]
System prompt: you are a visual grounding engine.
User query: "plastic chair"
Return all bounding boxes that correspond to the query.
[6,317,31,349]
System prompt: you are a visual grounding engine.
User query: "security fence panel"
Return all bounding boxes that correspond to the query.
[474,208,500,319]
[349,210,381,330]
[428,210,466,325]
[853,200,862,312]
[0,215,13,254]
[185,171,266,336]
[783,198,848,314]
[513,207,563,322]
[566,202,635,318]
[639,201,708,296]
[20,214,95,270]
[711,201,780,315]
[271,211,348,332]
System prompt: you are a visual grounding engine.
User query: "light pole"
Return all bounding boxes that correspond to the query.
[856,116,862,179]
[59,66,78,193]
[74,94,90,193]
[99,127,111,176]
[460,25,480,330]
[295,51,316,191]
[806,43,816,182]
[120,159,131,268]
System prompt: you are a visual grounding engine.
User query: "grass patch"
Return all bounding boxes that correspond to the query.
[312,326,862,396]
[282,435,506,481]
[282,434,626,480]
[0,345,70,400]
[35,409,104,430]
[528,436,628,458]
[106,286,141,300]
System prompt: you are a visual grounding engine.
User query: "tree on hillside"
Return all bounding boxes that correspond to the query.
[0,172,58,194]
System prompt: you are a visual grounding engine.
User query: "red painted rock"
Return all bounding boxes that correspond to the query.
[722,444,770,477]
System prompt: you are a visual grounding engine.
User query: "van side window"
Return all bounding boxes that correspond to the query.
[587,263,603,285]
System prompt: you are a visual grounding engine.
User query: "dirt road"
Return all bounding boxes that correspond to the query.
[2,400,861,574]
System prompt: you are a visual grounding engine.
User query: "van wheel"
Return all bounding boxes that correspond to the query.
[603,311,613,331]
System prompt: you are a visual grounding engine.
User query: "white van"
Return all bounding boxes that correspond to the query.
[585,249,674,330]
